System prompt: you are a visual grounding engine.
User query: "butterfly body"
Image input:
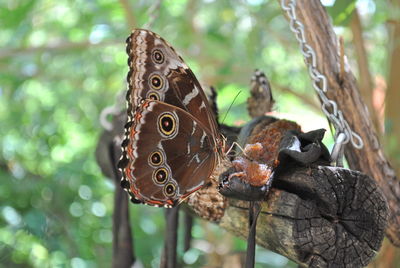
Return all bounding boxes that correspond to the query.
[119,29,224,207]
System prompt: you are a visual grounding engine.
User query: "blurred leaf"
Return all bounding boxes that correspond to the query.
[0,0,36,29]
[327,0,357,26]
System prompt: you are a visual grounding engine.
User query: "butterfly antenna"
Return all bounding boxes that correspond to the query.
[220,91,242,126]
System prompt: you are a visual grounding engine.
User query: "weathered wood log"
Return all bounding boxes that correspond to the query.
[283,0,400,246]
[219,166,388,267]
[97,110,389,267]
[185,113,388,267]
[186,61,389,266]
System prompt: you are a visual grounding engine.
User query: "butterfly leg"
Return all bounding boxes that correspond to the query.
[161,206,179,268]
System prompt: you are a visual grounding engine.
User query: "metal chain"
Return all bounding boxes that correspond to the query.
[280,0,364,165]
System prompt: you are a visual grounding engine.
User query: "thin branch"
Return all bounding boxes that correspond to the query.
[385,0,400,176]
[350,8,381,134]
[119,0,136,29]
[0,40,120,60]
[339,36,345,81]
[143,0,163,29]
[271,82,321,112]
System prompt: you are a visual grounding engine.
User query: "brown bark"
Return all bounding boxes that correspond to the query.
[187,70,389,267]
[386,1,400,180]
[218,166,388,267]
[350,9,381,134]
[271,82,321,112]
[119,0,136,29]
[287,0,400,246]
[370,1,400,266]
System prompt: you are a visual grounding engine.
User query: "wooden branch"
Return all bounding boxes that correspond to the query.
[285,0,400,246]
[184,112,388,267]
[0,40,119,60]
[218,166,388,267]
[119,0,136,29]
[271,82,321,112]
[187,89,388,267]
[386,0,400,176]
[350,9,381,134]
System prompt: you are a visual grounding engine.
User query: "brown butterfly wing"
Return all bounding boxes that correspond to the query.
[120,100,218,207]
[126,29,219,137]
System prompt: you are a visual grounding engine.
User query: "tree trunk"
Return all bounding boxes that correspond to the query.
[386,0,400,185]
[350,9,381,134]
[284,0,400,246]
[218,166,388,267]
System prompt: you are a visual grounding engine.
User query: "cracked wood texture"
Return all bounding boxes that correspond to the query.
[281,0,400,246]
[186,116,388,267]
[218,165,388,267]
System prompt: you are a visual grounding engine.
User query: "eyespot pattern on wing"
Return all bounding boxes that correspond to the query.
[164,182,177,198]
[153,167,168,185]
[152,49,164,64]
[148,151,164,166]
[158,112,178,138]
[119,29,225,208]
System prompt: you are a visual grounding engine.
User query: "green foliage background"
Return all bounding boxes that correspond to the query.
[0,0,388,267]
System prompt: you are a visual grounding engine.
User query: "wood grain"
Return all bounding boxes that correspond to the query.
[282,0,400,246]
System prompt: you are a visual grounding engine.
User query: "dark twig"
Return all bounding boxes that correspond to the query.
[119,0,136,29]
[110,141,135,268]
[245,201,262,268]
[160,207,179,268]
[183,212,193,252]
[95,111,135,268]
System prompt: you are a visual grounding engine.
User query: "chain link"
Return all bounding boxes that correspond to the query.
[280,0,364,165]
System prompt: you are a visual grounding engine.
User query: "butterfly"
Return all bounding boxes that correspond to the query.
[118,29,225,208]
